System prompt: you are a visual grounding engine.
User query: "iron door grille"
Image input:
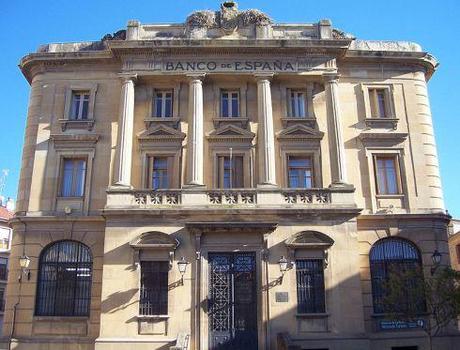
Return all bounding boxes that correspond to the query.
[140,261,168,315]
[296,259,325,314]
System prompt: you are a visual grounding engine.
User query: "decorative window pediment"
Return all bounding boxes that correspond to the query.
[277,124,324,142]
[51,133,99,149]
[130,231,180,268]
[138,125,186,146]
[359,132,408,146]
[285,231,334,250]
[207,124,255,143]
[129,231,180,250]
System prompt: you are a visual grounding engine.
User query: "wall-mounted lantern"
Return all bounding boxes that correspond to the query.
[430,250,442,275]
[177,256,189,285]
[18,255,31,282]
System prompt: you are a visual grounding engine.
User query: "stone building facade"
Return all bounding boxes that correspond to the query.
[4,2,458,350]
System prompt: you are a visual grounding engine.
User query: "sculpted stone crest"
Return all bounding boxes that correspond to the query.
[185,1,272,36]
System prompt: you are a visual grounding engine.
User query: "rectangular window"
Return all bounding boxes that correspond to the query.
[369,88,388,118]
[148,156,171,190]
[70,91,90,120]
[0,257,7,281]
[289,90,307,118]
[456,245,460,264]
[374,155,401,195]
[140,261,168,315]
[60,158,87,197]
[0,288,4,312]
[296,259,325,314]
[217,155,244,189]
[154,90,173,118]
[221,90,239,118]
[288,156,314,188]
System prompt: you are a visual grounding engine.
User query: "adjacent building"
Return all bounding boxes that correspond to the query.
[0,199,14,336]
[4,2,459,350]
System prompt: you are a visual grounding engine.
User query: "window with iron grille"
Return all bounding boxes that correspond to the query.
[0,257,7,281]
[70,91,90,120]
[296,259,325,313]
[60,158,87,197]
[35,240,92,316]
[370,238,426,314]
[140,261,168,315]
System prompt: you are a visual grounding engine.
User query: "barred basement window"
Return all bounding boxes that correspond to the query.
[139,261,168,315]
[35,240,92,316]
[370,238,426,314]
[296,259,325,313]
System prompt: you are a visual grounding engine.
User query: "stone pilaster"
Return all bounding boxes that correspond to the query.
[186,74,205,187]
[256,74,277,187]
[323,73,351,188]
[114,74,136,188]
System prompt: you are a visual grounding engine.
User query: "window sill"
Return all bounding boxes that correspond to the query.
[59,119,95,131]
[281,117,316,129]
[144,117,180,129]
[213,117,249,129]
[296,313,329,318]
[137,315,170,320]
[364,118,399,130]
[33,316,89,322]
[375,194,404,199]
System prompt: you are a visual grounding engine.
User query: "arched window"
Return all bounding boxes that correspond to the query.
[370,238,425,314]
[35,240,92,316]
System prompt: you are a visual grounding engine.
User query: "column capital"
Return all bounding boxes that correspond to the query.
[322,72,340,83]
[254,73,275,82]
[118,73,137,84]
[186,73,206,82]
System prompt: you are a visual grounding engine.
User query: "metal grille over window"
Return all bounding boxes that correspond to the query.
[61,158,87,197]
[70,91,90,120]
[370,238,426,314]
[139,261,168,315]
[154,91,173,118]
[288,156,313,188]
[296,259,325,313]
[35,240,92,316]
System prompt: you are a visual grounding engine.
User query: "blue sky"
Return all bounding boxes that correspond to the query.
[1,0,459,216]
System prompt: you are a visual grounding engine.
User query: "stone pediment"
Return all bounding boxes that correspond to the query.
[207,124,255,142]
[130,231,180,250]
[138,124,186,142]
[277,124,324,141]
[285,231,334,249]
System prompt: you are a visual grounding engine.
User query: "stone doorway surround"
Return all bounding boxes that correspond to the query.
[186,222,277,350]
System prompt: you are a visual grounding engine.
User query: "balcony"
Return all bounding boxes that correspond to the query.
[105,187,358,214]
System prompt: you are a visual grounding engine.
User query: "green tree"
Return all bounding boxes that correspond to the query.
[381,266,460,350]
